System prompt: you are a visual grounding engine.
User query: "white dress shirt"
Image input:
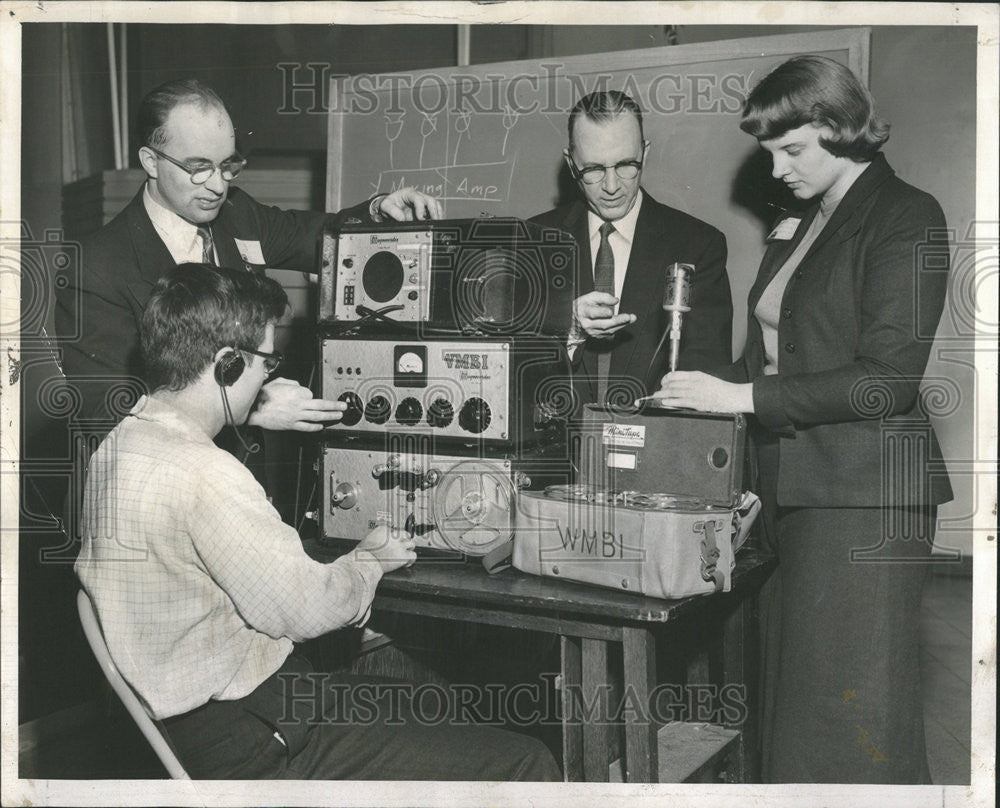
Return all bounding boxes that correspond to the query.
[75,394,383,719]
[143,185,216,264]
[586,189,644,314]
[568,191,645,355]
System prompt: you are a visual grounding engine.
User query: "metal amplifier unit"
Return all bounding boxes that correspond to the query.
[575,405,747,508]
[320,336,572,446]
[320,440,571,555]
[318,217,577,336]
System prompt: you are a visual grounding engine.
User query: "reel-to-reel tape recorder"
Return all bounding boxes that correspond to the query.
[320,440,571,556]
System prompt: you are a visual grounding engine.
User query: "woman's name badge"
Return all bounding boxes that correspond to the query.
[766,217,801,242]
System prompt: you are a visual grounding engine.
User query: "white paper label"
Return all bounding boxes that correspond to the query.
[607,451,637,470]
[602,423,646,448]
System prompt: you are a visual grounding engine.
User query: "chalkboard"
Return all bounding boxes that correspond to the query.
[326,28,870,354]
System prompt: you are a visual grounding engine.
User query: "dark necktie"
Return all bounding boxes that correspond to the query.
[197,226,215,265]
[594,221,615,402]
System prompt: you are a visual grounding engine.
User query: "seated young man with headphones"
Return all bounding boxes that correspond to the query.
[75,263,561,781]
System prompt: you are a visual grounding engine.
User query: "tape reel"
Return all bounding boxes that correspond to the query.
[431,459,516,555]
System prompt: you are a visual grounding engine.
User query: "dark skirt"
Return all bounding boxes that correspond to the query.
[755,434,934,784]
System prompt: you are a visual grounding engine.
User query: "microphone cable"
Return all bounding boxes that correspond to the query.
[645,326,672,390]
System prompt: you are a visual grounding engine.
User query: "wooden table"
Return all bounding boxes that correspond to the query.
[364,546,775,783]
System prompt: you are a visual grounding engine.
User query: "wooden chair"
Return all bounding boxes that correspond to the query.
[77,590,190,779]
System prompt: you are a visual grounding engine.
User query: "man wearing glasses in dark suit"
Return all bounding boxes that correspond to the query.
[531,90,733,409]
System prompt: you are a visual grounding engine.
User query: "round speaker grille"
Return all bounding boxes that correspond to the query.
[362,251,404,303]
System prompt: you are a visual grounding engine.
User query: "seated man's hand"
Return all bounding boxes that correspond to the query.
[247,378,348,432]
[574,291,636,340]
[377,188,444,221]
[357,524,417,573]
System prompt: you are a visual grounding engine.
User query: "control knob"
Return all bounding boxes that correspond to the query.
[426,398,455,428]
[458,397,492,434]
[365,395,391,425]
[395,397,423,426]
[337,392,364,427]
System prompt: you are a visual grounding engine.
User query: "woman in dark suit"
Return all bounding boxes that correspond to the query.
[653,56,952,783]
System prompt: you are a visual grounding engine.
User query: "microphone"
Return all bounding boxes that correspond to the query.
[662,263,693,373]
[636,262,694,408]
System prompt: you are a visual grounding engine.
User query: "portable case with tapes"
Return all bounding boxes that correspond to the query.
[512,406,759,599]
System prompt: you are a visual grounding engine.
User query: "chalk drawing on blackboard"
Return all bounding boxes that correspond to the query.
[375,156,517,206]
[384,111,406,169]
[501,105,520,158]
[453,106,473,166]
[419,112,440,169]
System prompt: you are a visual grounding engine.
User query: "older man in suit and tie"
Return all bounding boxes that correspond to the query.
[531,90,733,408]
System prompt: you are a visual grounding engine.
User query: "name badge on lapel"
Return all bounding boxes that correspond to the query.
[766,217,802,242]
[234,238,266,267]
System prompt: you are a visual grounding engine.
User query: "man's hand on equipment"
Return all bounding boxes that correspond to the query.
[376,188,444,222]
[574,290,636,339]
[357,524,417,573]
[248,378,348,432]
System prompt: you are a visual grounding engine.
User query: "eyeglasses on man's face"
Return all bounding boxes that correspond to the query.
[241,347,282,376]
[569,156,644,185]
[146,145,247,185]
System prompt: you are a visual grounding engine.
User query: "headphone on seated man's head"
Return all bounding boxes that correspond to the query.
[213,347,261,456]
[214,349,245,387]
